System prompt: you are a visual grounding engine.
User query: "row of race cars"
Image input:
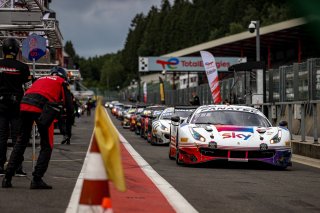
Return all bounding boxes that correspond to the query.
[106,101,292,169]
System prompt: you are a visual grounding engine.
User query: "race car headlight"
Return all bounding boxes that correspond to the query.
[270,129,282,144]
[189,127,206,142]
[161,124,169,132]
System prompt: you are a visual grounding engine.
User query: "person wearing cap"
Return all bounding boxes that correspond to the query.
[2,66,74,189]
[0,38,30,177]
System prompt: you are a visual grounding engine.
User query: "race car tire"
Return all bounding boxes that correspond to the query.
[150,136,156,146]
[140,128,144,138]
[135,127,140,135]
[175,149,183,165]
[168,146,175,160]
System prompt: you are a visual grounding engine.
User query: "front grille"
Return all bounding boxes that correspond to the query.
[200,148,276,159]
[200,148,228,157]
[230,151,246,158]
[248,150,275,158]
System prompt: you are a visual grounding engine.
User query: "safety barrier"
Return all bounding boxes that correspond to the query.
[77,135,112,212]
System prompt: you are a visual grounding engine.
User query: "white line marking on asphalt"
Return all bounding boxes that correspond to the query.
[66,134,93,213]
[119,132,198,213]
[24,159,83,163]
[67,110,198,213]
[292,154,320,169]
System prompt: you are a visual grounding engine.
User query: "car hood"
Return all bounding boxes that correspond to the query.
[189,124,287,147]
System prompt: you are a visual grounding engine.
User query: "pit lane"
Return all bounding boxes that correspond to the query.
[109,110,320,213]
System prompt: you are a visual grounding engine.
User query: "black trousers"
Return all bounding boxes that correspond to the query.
[6,111,52,178]
[58,116,72,139]
[0,111,21,168]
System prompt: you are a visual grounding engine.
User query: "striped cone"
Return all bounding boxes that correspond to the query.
[102,197,113,213]
[78,135,111,213]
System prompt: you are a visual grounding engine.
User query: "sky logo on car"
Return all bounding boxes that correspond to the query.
[222,132,251,140]
[216,126,254,133]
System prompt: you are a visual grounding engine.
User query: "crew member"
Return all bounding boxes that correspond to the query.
[0,38,30,176]
[60,92,75,145]
[2,66,73,189]
[85,97,93,116]
[190,91,200,106]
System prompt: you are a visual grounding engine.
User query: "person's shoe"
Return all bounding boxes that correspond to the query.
[15,167,27,177]
[66,138,70,145]
[2,176,12,188]
[0,167,5,177]
[61,137,70,145]
[30,178,52,189]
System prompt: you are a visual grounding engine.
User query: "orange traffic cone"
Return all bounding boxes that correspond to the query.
[102,197,113,213]
[77,135,111,212]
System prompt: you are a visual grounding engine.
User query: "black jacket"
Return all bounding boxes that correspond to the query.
[190,95,200,106]
[0,58,30,112]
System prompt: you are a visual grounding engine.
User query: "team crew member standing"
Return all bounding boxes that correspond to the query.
[0,38,30,176]
[2,67,73,189]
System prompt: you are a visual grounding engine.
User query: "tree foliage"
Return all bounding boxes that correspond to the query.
[74,0,296,89]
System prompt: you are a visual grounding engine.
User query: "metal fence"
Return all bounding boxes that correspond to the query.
[139,58,320,106]
[107,58,320,141]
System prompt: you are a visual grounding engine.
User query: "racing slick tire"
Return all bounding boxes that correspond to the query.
[168,146,175,160]
[150,135,156,146]
[175,148,183,165]
[175,131,184,165]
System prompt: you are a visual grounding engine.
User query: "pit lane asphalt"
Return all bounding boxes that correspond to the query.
[0,114,94,213]
[109,111,320,213]
[2,109,319,213]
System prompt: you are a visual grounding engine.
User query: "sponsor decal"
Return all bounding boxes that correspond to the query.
[200,51,222,104]
[180,138,188,143]
[156,58,179,69]
[216,126,254,133]
[266,131,274,135]
[222,132,252,140]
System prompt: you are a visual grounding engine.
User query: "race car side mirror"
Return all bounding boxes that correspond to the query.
[171,116,180,123]
[279,120,288,127]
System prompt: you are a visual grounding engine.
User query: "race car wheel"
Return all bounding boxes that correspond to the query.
[176,149,183,165]
[140,128,144,138]
[168,146,175,160]
[150,136,156,146]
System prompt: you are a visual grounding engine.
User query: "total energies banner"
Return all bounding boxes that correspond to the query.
[143,82,147,103]
[139,56,246,72]
[200,51,222,104]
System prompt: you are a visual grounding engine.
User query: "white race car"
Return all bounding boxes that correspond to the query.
[169,105,292,169]
[151,106,197,145]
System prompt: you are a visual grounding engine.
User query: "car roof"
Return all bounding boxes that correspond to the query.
[195,104,263,115]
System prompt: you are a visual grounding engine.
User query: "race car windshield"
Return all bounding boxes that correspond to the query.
[153,110,163,118]
[191,111,271,127]
[160,112,173,120]
[175,110,193,118]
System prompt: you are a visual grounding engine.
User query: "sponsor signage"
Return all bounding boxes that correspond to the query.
[22,33,47,61]
[200,51,222,104]
[139,56,246,72]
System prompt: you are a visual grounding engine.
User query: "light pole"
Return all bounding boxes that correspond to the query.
[249,20,260,62]
[249,20,265,106]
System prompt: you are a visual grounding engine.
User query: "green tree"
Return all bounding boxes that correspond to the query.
[64,41,76,59]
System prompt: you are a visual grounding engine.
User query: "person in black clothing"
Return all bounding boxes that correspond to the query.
[0,38,30,176]
[190,91,200,106]
[60,93,76,145]
[2,67,74,189]
[85,98,93,116]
